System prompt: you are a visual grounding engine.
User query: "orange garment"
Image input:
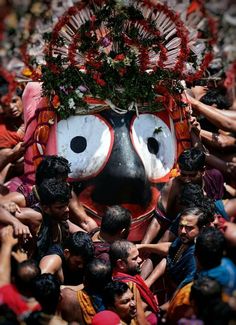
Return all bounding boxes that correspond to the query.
[166,282,194,325]
[0,116,24,148]
[77,290,97,325]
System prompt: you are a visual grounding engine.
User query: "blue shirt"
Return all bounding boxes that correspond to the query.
[167,237,196,288]
[200,257,236,295]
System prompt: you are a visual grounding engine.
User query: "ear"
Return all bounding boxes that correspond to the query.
[117,259,126,271]
[120,228,130,240]
[42,205,50,214]
[120,228,126,236]
[64,248,70,259]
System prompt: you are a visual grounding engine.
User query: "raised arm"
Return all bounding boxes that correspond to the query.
[187,94,236,132]
[0,142,25,172]
[0,226,18,286]
[137,242,171,256]
[0,205,32,238]
[69,191,97,232]
[200,129,236,149]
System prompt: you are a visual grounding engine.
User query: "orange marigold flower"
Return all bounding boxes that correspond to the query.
[22,67,32,77]
[169,168,180,178]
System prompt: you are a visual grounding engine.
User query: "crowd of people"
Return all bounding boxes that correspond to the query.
[0,57,236,325]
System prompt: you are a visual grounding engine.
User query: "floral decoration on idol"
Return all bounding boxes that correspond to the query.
[20,0,78,80]
[156,0,217,82]
[41,0,214,119]
[183,0,217,81]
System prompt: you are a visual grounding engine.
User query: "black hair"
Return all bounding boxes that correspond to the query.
[35,155,71,186]
[32,273,61,314]
[179,184,215,223]
[0,76,9,98]
[109,240,134,269]
[14,259,41,296]
[37,178,72,206]
[191,79,209,87]
[200,89,231,109]
[0,304,19,325]
[190,276,234,325]
[179,207,211,230]
[179,183,205,207]
[103,281,130,308]
[84,259,112,293]
[195,227,225,269]
[101,205,131,236]
[64,231,94,262]
[178,148,206,172]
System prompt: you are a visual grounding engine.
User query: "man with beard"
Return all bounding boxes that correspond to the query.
[166,207,210,293]
[110,240,158,325]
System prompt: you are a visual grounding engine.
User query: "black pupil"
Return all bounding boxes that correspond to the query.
[70,136,87,153]
[147,137,159,155]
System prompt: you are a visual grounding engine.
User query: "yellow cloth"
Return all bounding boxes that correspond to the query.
[77,290,96,325]
[166,282,194,325]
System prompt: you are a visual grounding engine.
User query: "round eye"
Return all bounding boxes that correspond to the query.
[130,113,176,181]
[57,115,114,180]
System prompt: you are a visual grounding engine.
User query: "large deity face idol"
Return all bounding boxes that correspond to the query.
[23,82,189,241]
[55,109,177,240]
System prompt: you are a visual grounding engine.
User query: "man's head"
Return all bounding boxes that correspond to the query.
[109,240,142,275]
[0,75,23,119]
[178,207,210,244]
[83,259,112,293]
[195,227,225,270]
[35,155,71,186]
[63,231,94,271]
[14,259,41,297]
[103,281,137,324]
[37,178,72,221]
[200,88,231,109]
[187,79,209,100]
[178,148,206,184]
[179,183,216,224]
[32,273,61,314]
[2,94,23,119]
[190,276,223,319]
[101,206,131,240]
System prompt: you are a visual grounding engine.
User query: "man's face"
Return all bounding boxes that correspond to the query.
[3,95,23,118]
[66,253,84,271]
[45,201,70,221]
[124,246,142,275]
[179,169,202,184]
[178,214,200,244]
[113,289,136,323]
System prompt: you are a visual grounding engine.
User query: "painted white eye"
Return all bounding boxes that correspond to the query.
[130,113,176,181]
[57,115,114,180]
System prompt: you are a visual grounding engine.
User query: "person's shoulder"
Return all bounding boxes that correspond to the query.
[222,257,236,269]
[45,244,64,258]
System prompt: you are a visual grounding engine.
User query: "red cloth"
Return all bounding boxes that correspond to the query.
[92,310,121,325]
[0,116,23,148]
[0,116,24,148]
[113,271,159,313]
[0,284,40,316]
